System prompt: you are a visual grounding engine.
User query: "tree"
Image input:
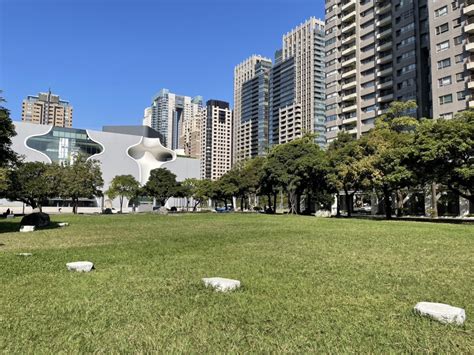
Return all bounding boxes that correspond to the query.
[0,92,17,170]
[143,168,179,207]
[361,101,419,219]
[60,156,104,214]
[212,174,238,209]
[326,132,371,217]
[105,175,140,213]
[413,111,474,204]
[182,178,213,211]
[6,162,61,211]
[265,135,329,214]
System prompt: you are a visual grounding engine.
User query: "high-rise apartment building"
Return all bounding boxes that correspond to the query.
[238,59,272,161]
[268,18,326,146]
[428,0,471,119]
[233,55,272,163]
[201,100,232,180]
[323,0,471,143]
[143,89,203,151]
[21,90,73,127]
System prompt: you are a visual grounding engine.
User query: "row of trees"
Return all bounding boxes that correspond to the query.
[192,101,473,218]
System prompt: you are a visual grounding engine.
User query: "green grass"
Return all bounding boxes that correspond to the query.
[0,214,472,353]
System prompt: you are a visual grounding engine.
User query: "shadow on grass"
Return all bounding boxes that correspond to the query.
[0,220,63,234]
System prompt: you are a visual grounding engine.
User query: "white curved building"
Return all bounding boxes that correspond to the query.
[2,121,200,213]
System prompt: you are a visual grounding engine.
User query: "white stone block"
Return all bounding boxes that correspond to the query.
[17,253,32,257]
[58,222,69,227]
[20,225,35,233]
[202,277,241,292]
[66,261,94,272]
[414,302,466,325]
[6,214,14,219]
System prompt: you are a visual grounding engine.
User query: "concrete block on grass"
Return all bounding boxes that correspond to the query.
[202,277,241,292]
[20,225,35,233]
[6,214,14,219]
[17,253,32,257]
[58,222,69,227]
[414,302,466,325]
[66,261,94,272]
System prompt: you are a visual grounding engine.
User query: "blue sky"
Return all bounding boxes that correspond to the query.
[1,0,325,130]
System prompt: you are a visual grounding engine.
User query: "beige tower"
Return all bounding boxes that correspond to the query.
[21,91,73,127]
[233,55,271,163]
[201,100,232,180]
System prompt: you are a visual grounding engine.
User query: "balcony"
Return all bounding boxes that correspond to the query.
[377,67,393,77]
[341,68,357,79]
[376,15,392,27]
[469,100,474,109]
[341,11,356,23]
[342,116,358,124]
[341,34,356,45]
[341,0,356,12]
[376,28,392,40]
[341,93,357,102]
[341,57,357,68]
[466,18,474,33]
[342,104,357,113]
[341,22,356,34]
[342,44,356,56]
[468,81,474,89]
[466,41,474,52]
[377,54,392,65]
[464,3,474,16]
[342,80,357,90]
[375,3,391,15]
[377,80,393,90]
[377,40,392,52]
[467,61,474,70]
[377,93,393,103]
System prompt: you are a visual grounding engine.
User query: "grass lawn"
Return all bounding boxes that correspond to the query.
[0,213,472,352]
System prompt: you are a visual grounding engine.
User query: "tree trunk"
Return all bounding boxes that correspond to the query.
[296,193,301,215]
[240,197,244,212]
[193,200,200,212]
[73,198,78,214]
[267,194,272,212]
[396,190,403,217]
[336,193,341,217]
[383,186,392,220]
[344,189,352,217]
[273,191,277,213]
[119,195,123,213]
[431,182,438,218]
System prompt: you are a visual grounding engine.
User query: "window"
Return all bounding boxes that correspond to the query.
[435,6,448,18]
[457,91,466,100]
[438,76,452,87]
[440,112,453,119]
[454,35,463,45]
[439,94,453,105]
[456,72,464,82]
[437,58,451,69]
[436,40,450,52]
[436,23,449,35]
[455,53,464,63]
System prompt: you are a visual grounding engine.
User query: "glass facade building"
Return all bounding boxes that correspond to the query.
[26,127,103,164]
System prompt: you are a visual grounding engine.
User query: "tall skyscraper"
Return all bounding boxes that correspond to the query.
[269,18,326,146]
[21,90,73,127]
[238,59,272,161]
[282,18,326,146]
[233,55,272,163]
[201,100,232,180]
[143,89,203,151]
